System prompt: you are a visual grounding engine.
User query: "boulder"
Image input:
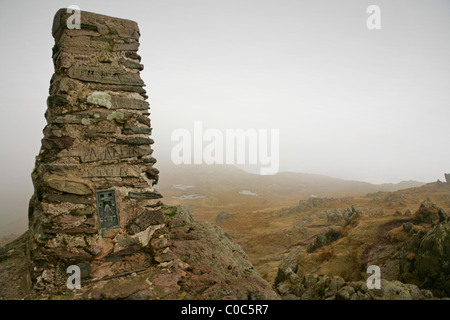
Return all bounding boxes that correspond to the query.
[413,198,442,225]
[413,222,450,296]
[275,269,432,300]
[307,228,343,253]
[343,206,362,225]
[215,211,231,224]
[325,209,343,222]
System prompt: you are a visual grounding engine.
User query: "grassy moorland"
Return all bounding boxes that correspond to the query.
[157,164,446,285]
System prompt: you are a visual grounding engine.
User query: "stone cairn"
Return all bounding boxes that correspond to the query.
[27,9,173,292]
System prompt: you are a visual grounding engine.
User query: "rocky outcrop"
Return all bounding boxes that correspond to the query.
[275,198,450,300]
[0,235,30,300]
[275,262,432,300]
[413,198,445,225]
[280,197,335,216]
[370,192,406,207]
[0,206,279,300]
[325,209,343,222]
[215,211,231,224]
[307,228,343,253]
[165,206,279,299]
[413,222,450,295]
[275,250,433,300]
[342,205,362,226]
[399,201,450,297]
[445,173,450,184]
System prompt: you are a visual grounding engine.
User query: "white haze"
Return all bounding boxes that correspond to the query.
[0,0,449,234]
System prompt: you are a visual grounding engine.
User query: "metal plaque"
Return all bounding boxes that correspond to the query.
[95,189,120,231]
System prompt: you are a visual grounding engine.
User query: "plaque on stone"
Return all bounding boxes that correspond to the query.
[96,189,120,231]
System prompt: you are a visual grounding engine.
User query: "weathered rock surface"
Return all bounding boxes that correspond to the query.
[0,235,30,300]
[398,200,450,297]
[325,209,343,222]
[215,211,231,224]
[280,197,335,216]
[342,205,362,226]
[0,206,279,300]
[307,228,343,253]
[275,252,433,300]
[165,206,279,299]
[413,222,450,295]
[275,199,450,299]
[413,198,442,225]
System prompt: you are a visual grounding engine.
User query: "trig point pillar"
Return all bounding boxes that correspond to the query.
[27,9,172,292]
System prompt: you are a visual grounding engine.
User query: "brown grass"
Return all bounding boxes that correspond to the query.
[157,166,450,285]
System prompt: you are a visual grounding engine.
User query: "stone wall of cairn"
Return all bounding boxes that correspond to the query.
[27,9,173,292]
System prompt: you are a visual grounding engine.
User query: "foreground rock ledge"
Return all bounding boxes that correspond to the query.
[274,199,450,300]
[0,205,279,300]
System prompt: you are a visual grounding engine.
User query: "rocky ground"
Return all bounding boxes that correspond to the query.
[274,183,450,300]
[0,205,279,300]
[2,182,449,300]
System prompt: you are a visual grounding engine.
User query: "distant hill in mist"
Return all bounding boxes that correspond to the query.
[158,163,424,194]
[156,163,425,220]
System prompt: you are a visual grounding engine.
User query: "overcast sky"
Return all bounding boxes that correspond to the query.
[0,0,449,233]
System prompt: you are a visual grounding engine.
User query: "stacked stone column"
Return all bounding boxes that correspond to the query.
[27,9,173,292]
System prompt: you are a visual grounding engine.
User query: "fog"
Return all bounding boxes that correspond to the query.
[0,0,449,234]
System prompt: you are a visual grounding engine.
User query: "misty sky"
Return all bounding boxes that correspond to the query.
[0,0,449,233]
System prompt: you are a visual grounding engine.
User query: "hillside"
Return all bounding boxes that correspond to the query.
[214,181,450,298]
[0,164,423,240]
[273,182,450,299]
[1,170,447,300]
[157,163,425,221]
